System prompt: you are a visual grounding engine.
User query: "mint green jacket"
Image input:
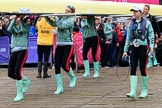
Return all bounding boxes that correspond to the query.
[45,16,74,46]
[7,19,30,52]
[81,16,98,39]
[104,22,112,40]
[124,19,154,52]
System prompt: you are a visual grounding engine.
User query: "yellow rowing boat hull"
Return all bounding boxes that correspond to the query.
[1,0,162,15]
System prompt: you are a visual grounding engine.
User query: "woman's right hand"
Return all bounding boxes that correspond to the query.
[123,52,128,57]
[105,40,111,44]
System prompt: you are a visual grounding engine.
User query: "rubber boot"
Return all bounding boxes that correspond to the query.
[37,61,42,78]
[67,67,76,88]
[54,74,64,95]
[147,57,153,68]
[126,75,138,99]
[139,76,149,98]
[153,55,158,66]
[93,62,99,78]
[22,75,31,93]
[82,60,90,78]
[43,61,51,78]
[13,80,23,102]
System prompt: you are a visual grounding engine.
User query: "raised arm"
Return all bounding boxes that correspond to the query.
[44,16,57,27]
[7,19,16,33]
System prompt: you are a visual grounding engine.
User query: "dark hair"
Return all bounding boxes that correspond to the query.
[144,4,150,10]
[4,15,9,19]
[0,16,2,20]
[23,16,31,23]
[67,5,75,13]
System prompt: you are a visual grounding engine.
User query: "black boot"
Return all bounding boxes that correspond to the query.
[43,61,51,78]
[37,61,42,78]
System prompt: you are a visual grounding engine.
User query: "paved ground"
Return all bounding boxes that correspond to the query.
[0,66,162,108]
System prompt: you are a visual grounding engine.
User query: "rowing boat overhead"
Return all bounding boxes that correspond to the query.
[1,0,162,16]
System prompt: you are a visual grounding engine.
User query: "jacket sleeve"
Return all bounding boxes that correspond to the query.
[81,19,89,28]
[44,16,57,27]
[56,17,74,29]
[152,16,161,38]
[7,19,16,33]
[113,31,119,43]
[20,19,30,34]
[124,23,131,52]
[25,23,30,34]
[104,23,112,36]
[147,20,155,49]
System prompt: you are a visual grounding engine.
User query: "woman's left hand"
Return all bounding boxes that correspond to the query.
[149,48,154,55]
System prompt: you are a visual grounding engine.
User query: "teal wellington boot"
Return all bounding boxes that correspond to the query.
[139,76,149,98]
[147,57,153,68]
[67,68,76,88]
[22,75,31,93]
[54,74,64,95]
[82,60,90,78]
[93,62,99,78]
[126,76,138,99]
[153,56,158,66]
[13,80,24,102]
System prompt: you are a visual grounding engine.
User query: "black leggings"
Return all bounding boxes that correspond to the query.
[8,50,28,80]
[55,45,74,74]
[37,45,52,62]
[130,45,148,76]
[83,36,100,62]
